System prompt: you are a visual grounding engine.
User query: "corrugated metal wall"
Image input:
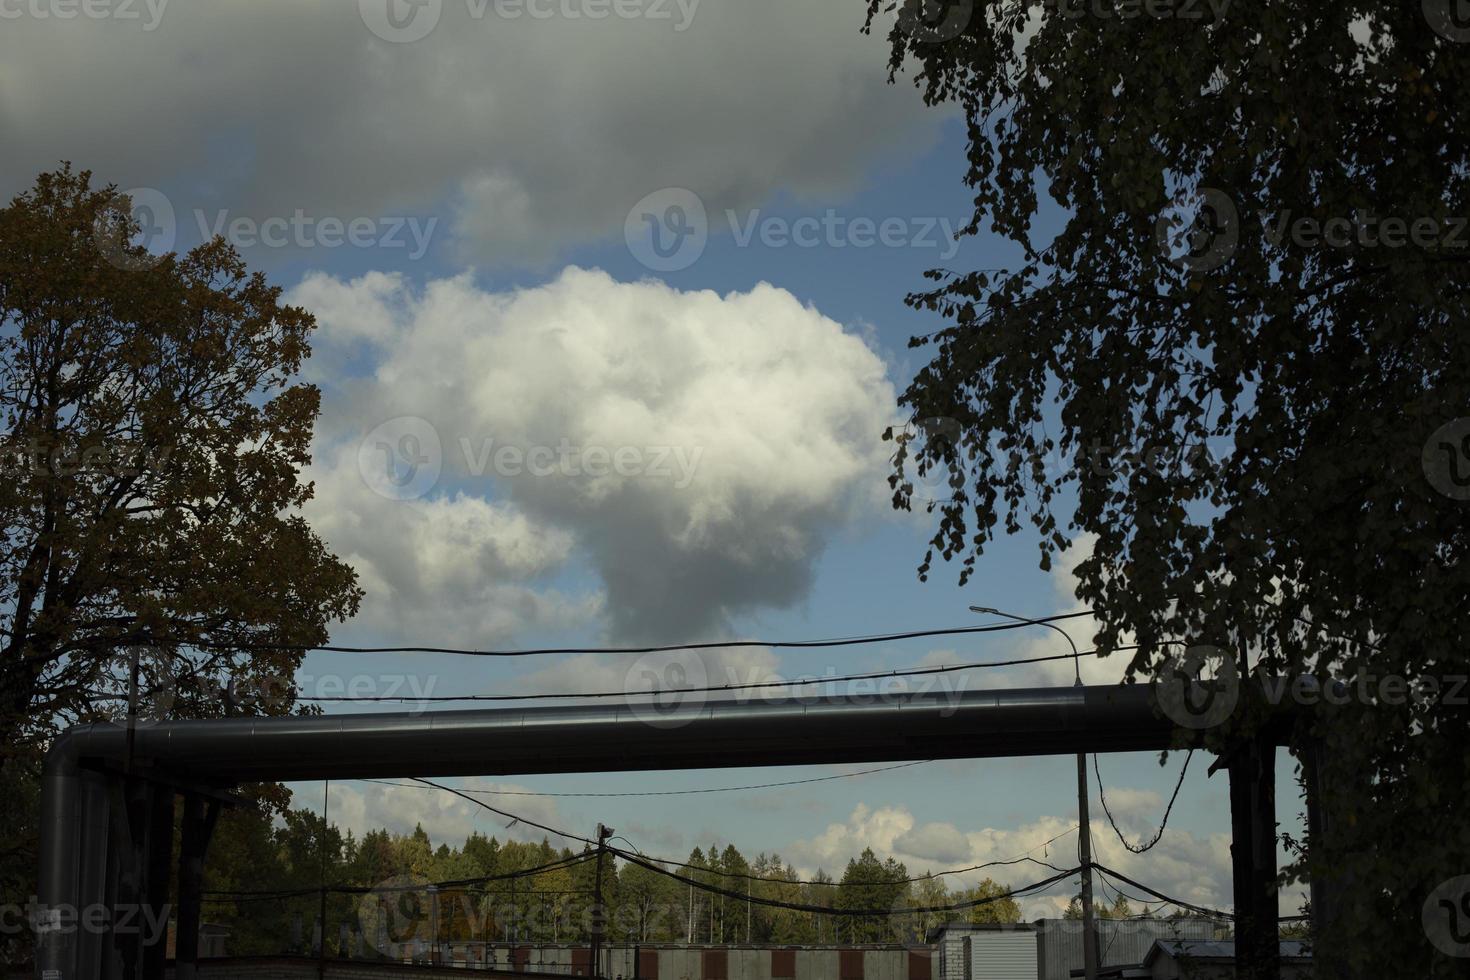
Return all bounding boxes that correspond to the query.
[969,932,1037,980]
[1034,918,1223,980]
[390,942,929,979]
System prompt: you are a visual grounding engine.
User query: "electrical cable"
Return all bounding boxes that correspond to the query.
[354,761,930,798]
[615,847,1081,918]
[281,645,1152,706]
[408,773,1077,890]
[201,886,597,906]
[410,777,603,849]
[1092,750,1194,854]
[1090,864,1231,920]
[286,774,1079,919]
[148,611,1098,658]
[619,851,1076,890]
[203,852,598,899]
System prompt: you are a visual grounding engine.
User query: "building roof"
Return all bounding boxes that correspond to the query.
[1143,940,1312,965]
[1069,967,1151,978]
[926,922,1038,942]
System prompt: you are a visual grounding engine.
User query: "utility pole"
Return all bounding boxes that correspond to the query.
[318,779,330,980]
[1075,746,1100,980]
[971,606,1099,980]
[591,823,613,980]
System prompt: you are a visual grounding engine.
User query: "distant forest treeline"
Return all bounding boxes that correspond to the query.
[203,800,1046,956]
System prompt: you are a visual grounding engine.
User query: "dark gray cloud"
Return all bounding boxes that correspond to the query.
[0,0,940,265]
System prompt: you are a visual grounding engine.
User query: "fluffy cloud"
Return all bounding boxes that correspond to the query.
[304,439,597,647]
[0,0,940,265]
[324,777,572,847]
[783,798,1236,919]
[296,267,896,643]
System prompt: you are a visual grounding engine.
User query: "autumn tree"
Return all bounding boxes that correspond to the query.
[868,4,1468,977]
[0,165,362,958]
[0,166,361,749]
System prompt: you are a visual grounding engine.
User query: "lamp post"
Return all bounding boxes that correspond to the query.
[970,606,1100,980]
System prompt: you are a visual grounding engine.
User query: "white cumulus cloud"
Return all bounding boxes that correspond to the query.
[295,267,897,643]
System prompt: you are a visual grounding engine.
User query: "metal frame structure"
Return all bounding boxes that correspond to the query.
[33,683,1294,980]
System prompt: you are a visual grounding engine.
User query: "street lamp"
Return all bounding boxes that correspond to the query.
[970,606,1099,980]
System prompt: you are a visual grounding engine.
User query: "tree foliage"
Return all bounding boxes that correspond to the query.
[866,2,1468,976]
[0,165,362,961]
[0,165,362,748]
[201,821,1032,956]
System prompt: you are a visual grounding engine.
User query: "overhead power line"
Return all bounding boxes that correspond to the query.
[355,760,931,798]
[1090,864,1231,920]
[168,611,1098,658]
[1092,750,1194,854]
[411,777,603,849]
[202,886,597,906]
[614,847,1080,918]
[291,645,1148,706]
[613,846,1075,890]
[202,851,599,900]
[406,774,1077,891]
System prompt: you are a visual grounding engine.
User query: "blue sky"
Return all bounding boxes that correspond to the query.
[1,0,1306,918]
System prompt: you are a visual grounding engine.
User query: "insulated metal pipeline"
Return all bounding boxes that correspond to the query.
[35,683,1185,978]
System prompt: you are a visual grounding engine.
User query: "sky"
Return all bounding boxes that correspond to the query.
[1,0,1307,920]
